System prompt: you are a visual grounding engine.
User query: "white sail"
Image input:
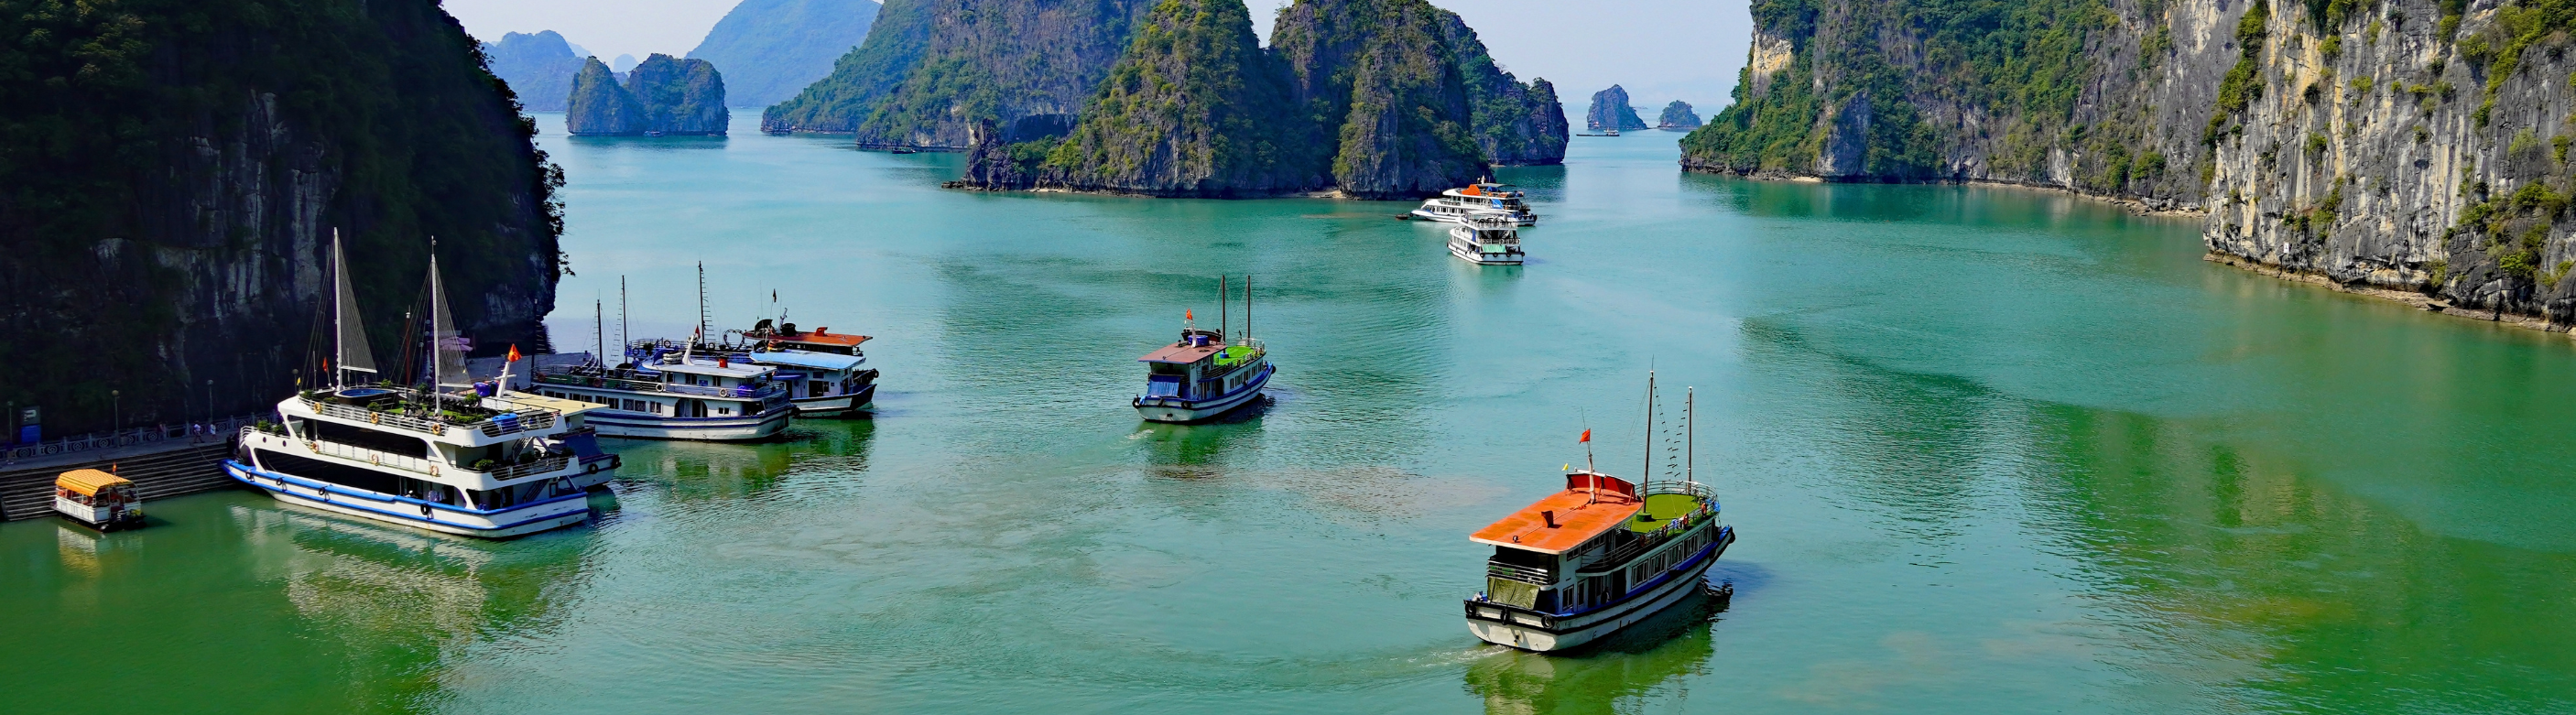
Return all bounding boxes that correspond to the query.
[429,255,472,388]
[331,233,379,376]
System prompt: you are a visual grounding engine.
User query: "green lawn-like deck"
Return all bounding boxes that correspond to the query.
[1626,493,1704,533]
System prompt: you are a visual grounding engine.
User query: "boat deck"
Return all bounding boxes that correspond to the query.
[1625,493,1704,533]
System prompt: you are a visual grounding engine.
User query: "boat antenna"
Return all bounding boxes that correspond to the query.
[1245,275,1252,343]
[619,275,629,364]
[1686,386,1694,486]
[1220,275,1228,342]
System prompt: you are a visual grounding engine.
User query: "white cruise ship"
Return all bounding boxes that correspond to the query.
[528,354,795,440]
[1449,216,1526,265]
[1410,182,1538,226]
[224,239,614,538]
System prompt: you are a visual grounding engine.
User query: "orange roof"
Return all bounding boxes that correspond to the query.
[1470,472,1641,554]
[781,331,868,348]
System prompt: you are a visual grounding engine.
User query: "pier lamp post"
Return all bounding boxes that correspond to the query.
[207,380,215,428]
[111,389,121,442]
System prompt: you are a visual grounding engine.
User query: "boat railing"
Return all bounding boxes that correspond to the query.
[535,370,783,400]
[270,430,575,481]
[1643,480,1714,501]
[299,397,559,439]
[1485,560,1554,586]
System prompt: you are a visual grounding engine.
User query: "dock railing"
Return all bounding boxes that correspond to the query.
[3,415,263,464]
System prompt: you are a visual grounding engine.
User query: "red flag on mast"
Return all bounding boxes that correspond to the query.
[506,344,522,362]
[1580,429,1591,443]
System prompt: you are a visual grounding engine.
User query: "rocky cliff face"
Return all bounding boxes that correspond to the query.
[760,0,1157,145]
[1686,0,2576,322]
[0,0,563,434]
[569,55,729,135]
[968,0,1321,197]
[485,30,586,112]
[688,0,881,108]
[1658,100,1701,129]
[954,0,1528,199]
[1436,15,1568,166]
[1587,85,1647,131]
[567,58,648,135]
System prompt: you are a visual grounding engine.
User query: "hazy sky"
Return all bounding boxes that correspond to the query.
[442,0,1753,114]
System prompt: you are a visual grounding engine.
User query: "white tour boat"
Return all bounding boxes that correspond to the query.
[1411,182,1538,226]
[1449,216,1527,265]
[529,353,795,440]
[1135,276,1274,423]
[741,348,876,415]
[224,238,613,539]
[1465,374,1734,651]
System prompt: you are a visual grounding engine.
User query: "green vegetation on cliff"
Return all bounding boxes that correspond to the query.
[1006,0,1321,196]
[570,55,729,135]
[761,0,1155,145]
[1684,0,2105,182]
[0,0,563,433]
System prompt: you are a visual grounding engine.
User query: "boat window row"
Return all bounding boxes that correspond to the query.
[254,448,573,512]
[291,417,431,458]
[537,389,672,416]
[1624,525,1712,586]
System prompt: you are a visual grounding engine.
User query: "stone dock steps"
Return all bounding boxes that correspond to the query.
[0,442,239,521]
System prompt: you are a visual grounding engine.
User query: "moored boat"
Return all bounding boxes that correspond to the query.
[225,237,610,539]
[1465,374,1734,651]
[1135,276,1274,423]
[529,354,795,440]
[1449,216,1527,265]
[1410,181,1538,226]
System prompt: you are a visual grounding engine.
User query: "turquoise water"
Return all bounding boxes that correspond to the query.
[5,114,2574,713]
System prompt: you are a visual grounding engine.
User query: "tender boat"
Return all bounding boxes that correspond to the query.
[1465,374,1734,652]
[1449,216,1527,265]
[55,469,144,531]
[224,238,612,538]
[529,354,795,440]
[1410,181,1538,226]
[1135,276,1274,423]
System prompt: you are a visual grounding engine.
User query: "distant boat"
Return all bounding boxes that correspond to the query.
[1135,276,1273,423]
[1465,373,1734,651]
[1411,180,1538,226]
[1449,216,1526,265]
[890,146,919,155]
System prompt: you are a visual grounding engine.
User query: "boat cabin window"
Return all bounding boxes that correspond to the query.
[469,479,569,511]
[252,449,403,495]
[305,418,431,458]
[1490,546,1555,571]
[1147,362,1192,376]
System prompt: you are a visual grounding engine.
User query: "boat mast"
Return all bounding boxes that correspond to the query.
[1686,386,1694,486]
[619,275,629,364]
[1642,371,1657,485]
[1220,275,1227,341]
[595,297,605,367]
[332,229,346,390]
[1244,275,1252,344]
[696,261,710,348]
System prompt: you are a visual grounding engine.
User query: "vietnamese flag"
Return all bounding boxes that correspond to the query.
[507,344,522,362]
[1580,429,1591,443]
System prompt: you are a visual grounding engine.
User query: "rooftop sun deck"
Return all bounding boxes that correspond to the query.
[1469,479,1644,554]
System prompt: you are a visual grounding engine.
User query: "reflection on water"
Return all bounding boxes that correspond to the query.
[230,504,596,710]
[2019,404,2576,711]
[1463,590,1728,714]
[609,417,877,504]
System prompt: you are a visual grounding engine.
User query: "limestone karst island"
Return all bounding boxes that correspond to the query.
[5,0,2572,711]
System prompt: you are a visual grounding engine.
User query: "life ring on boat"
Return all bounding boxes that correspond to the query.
[585,461,599,475]
[420,503,434,517]
[370,413,381,425]
[370,454,382,465]
[429,465,439,476]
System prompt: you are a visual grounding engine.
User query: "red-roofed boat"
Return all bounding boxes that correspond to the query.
[1465,374,1734,651]
[1136,276,1274,423]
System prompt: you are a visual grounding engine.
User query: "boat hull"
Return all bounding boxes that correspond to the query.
[1465,526,1734,652]
[1450,242,1524,265]
[1135,364,1273,423]
[223,460,592,539]
[586,406,795,440]
[1411,208,1537,227]
[791,383,876,417]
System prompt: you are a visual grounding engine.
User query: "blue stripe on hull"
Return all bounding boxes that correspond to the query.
[1135,364,1274,423]
[223,460,591,537]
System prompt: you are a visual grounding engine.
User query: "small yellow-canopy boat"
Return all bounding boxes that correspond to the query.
[56,468,145,531]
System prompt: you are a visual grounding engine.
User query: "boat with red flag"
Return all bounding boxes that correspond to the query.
[1465,373,1734,651]
[1135,276,1274,423]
